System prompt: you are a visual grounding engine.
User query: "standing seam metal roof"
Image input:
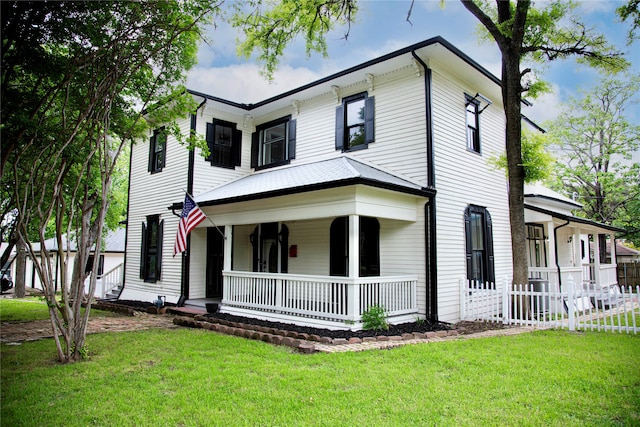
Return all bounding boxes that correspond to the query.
[194,157,431,206]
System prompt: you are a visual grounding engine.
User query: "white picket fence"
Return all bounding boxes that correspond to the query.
[460,276,640,334]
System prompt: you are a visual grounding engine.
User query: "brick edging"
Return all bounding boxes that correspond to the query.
[172,315,460,354]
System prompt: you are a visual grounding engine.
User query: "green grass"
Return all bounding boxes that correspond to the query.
[2,326,639,426]
[0,297,116,322]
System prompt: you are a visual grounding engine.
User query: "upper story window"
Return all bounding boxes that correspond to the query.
[464,205,495,287]
[251,116,296,170]
[465,94,481,153]
[140,215,163,283]
[206,119,242,168]
[335,92,375,152]
[148,127,167,173]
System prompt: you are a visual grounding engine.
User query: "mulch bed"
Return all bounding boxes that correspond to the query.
[97,300,511,339]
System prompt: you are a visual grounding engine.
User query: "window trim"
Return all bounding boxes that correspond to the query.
[465,94,481,154]
[335,92,375,152]
[205,119,242,169]
[148,127,167,173]
[251,116,296,170]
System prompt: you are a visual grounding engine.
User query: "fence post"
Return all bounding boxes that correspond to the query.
[502,276,509,324]
[567,275,575,331]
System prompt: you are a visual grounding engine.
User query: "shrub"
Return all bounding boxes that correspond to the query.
[361,304,389,331]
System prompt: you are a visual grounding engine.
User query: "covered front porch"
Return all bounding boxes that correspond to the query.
[525,204,622,292]
[183,157,433,330]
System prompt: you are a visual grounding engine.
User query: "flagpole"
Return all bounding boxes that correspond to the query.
[181,189,226,240]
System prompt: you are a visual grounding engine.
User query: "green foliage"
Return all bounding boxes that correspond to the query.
[489,129,554,183]
[361,304,389,331]
[617,0,640,44]
[231,0,359,79]
[1,0,215,362]
[546,73,640,244]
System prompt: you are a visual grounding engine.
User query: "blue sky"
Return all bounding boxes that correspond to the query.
[187,0,639,127]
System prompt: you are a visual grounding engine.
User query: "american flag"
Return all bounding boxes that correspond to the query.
[173,193,207,256]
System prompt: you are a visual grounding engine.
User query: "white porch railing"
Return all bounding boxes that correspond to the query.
[460,276,639,334]
[222,271,417,328]
[98,263,124,299]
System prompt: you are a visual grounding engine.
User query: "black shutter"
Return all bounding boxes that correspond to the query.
[156,219,164,281]
[205,122,215,162]
[251,131,259,168]
[140,222,147,278]
[335,105,344,150]
[159,133,167,169]
[463,208,472,281]
[364,96,375,144]
[485,211,495,285]
[288,119,296,160]
[148,136,154,172]
[233,128,242,166]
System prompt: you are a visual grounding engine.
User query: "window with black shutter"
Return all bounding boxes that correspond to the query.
[140,215,163,282]
[335,92,375,152]
[464,206,494,287]
[148,128,167,173]
[205,119,242,168]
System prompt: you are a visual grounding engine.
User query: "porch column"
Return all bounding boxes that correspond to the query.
[593,233,601,287]
[224,226,233,271]
[347,215,360,321]
[547,220,557,284]
[572,227,581,283]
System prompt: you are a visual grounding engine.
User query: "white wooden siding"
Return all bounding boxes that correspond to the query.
[429,67,512,323]
[122,116,192,303]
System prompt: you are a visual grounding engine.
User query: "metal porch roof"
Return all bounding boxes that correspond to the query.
[193,157,434,207]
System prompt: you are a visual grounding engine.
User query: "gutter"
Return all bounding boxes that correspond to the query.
[553,220,571,290]
[411,50,438,321]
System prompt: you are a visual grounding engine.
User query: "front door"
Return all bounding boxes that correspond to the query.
[252,223,288,273]
[206,227,224,298]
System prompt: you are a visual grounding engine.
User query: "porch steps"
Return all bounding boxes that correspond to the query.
[102,285,124,301]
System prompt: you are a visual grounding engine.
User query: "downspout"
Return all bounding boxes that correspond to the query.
[180,98,207,305]
[412,50,438,321]
[553,220,571,290]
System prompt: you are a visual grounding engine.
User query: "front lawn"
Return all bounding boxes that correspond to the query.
[2,327,638,426]
[0,297,116,322]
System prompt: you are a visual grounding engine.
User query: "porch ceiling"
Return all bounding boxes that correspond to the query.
[193,157,433,207]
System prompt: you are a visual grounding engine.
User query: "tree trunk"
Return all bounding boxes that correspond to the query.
[14,234,27,298]
[501,46,531,317]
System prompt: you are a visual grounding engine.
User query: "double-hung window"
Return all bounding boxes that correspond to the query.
[141,215,163,283]
[251,116,296,169]
[335,92,375,151]
[464,205,495,286]
[465,94,480,153]
[148,127,167,173]
[206,119,242,168]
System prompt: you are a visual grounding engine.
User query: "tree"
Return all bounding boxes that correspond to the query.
[230,0,627,288]
[617,0,640,43]
[547,74,640,245]
[1,1,213,363]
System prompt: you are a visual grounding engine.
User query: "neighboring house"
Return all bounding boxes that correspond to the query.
[15,227,126,298]
[121,36,619,329]
[612,242,640,264]
[523,183,622,291]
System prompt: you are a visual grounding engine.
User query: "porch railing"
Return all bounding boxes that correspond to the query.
[98,263,124,299]
[222,271,417,325]
[460,276,639,334]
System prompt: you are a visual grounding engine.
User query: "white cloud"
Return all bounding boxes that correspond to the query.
[523,84,565,125]
[186,64,325,103]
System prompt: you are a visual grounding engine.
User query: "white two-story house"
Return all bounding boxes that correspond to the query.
[121,36,609,329]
